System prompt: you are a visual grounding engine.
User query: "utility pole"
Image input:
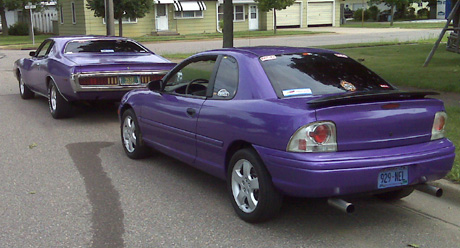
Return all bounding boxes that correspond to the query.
[222,0,233,48]
[105,0,115,36]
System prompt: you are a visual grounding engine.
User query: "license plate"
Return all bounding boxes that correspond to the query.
[119,76,140,86]
[378,166,408,189]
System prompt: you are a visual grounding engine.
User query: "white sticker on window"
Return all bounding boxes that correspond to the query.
[282,88,312,97]
[260,55,277,61]
[217,89,230,97]
[101,49,115,53]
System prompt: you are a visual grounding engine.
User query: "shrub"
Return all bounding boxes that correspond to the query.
[417,8,429,19]
[407,7,416,19]
[368,6,380,21]
[8,22,30,35]
[353,8,370,21]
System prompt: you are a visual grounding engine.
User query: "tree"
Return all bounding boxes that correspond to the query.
[0,0,41,36]
[222,0,233,48]
[255,0,295,34]
[369,0,409,26]
[86,0,152,36]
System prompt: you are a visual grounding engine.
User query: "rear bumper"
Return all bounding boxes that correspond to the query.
[254,139,455,198]
[68,91,130,101]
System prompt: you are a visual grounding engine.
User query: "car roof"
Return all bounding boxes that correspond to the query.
[202,46,336,58]
[48,36,134,46]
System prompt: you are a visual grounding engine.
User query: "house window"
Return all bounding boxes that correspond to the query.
[60,5,64,24]
[218,5,245,22]
[71,2,76,24]
[174,11,203,19]
[234,5,244,21]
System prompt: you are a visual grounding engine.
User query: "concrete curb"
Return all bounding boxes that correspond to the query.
[431,179,460,194]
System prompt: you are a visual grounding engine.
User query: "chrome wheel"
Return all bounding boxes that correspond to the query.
[123,116,137,153]
[18,74,34,99]
[19,77,25,95]
[231,159,260,213]
[50,85,57,111]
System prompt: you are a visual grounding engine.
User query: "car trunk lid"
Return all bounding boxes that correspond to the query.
[310,91,444,151]
[66,53,176,73]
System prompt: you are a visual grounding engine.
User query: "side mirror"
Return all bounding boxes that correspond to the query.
[147,80,162,92]
[29,51,36,57]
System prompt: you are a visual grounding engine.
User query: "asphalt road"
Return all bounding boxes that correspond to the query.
[1,30,460,248]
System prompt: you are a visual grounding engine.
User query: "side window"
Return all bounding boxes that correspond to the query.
[36,41,54,58]
[164,57,217,96]
[212,56,238,99]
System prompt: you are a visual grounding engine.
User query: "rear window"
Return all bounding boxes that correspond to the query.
[64,40,148,54]
[259,53,393,98]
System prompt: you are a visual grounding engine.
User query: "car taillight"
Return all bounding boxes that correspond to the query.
[431,111,447,140]
[140,74,164,84]
[287,121,337,152]
[79,76,118,85]
[79,74,164,86]
[309,124,331,144]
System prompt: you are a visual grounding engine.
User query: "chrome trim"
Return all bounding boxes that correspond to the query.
[48,75,70,102]
[70,70,168,92]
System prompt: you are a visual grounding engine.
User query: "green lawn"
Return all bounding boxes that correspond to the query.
[0,30,326,49]
[342,21,445,29]
[445,106,460,182]
[0,34,53,49]
[335,43,460,93]
[134,30,327,43]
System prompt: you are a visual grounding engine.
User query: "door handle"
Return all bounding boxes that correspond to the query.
[186,108,196,117]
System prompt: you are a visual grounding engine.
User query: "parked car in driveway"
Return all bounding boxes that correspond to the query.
[14,36,176,119]
[118,46,455,222]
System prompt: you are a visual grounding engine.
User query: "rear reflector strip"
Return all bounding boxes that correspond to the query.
[79,74,165,86]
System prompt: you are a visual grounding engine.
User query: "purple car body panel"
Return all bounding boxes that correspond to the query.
[119,46,455,198]
[14,36,176,102]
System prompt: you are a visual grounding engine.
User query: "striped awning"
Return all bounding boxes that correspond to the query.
[173,1,207,11]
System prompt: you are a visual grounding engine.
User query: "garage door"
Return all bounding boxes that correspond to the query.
[307,2,333,26]
[276,2,301,27]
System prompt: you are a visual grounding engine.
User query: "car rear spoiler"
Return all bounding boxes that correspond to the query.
[307,90,440,108]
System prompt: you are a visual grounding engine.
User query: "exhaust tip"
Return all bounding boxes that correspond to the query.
[345,204,355,214]
[328,198,355,214]
[415,184,443,197]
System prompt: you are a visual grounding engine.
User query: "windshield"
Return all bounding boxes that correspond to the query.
[64,40,148,54]
[260,53,394,98]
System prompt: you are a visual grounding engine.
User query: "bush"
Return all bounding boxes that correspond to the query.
[8,22,29,35]
[368,6,380,21]
[417,8,429,19]
[407,7,416,19]
[353,8,370,21]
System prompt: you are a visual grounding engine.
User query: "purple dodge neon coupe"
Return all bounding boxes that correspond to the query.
[118,46,455,222]
[14,36,176,119]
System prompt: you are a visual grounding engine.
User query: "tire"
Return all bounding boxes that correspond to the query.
[48,82,72,119]
[18,73,34,99]
[227,148,283,223]
[375,187,415,201]
[121,109,150,159]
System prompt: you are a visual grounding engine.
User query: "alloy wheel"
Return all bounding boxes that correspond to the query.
[123,116,137,153]
[231,159,260,213]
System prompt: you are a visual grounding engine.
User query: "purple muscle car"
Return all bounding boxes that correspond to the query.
[118,47,455,222]
[14,36,176,119]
